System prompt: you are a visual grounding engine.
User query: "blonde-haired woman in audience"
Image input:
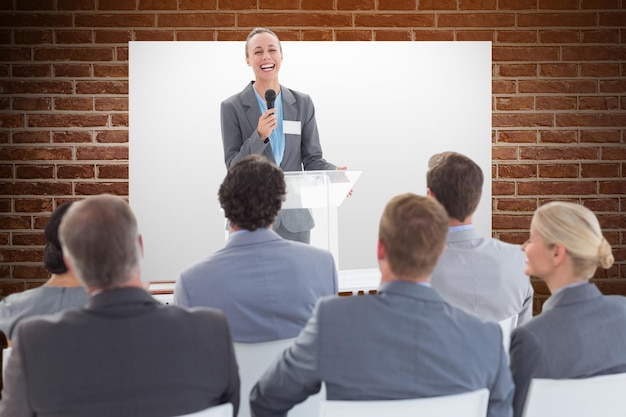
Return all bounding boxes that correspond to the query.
[510,201,626,417]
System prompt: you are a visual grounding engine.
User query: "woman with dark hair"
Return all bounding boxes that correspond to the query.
[0,202,88,340]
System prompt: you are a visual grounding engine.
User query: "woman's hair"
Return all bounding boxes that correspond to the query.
[532,201,614,278]
[43,202,74,274]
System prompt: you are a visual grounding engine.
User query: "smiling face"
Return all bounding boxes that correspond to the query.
[521,225,556,280]
[246,31,283,83]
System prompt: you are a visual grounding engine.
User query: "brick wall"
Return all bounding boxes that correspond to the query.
[0,1,624,314]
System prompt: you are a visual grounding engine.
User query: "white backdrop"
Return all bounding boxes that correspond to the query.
[129,41,492,281]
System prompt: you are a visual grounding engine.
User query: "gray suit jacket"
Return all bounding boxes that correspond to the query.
[430,228,534,325]
[173,228,338,342]
[509,283,626,417]
[220,82,335,233]
[0,288,240,417]
[250,280,514,417]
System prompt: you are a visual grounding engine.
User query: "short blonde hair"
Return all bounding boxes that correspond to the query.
[532,201,614,279]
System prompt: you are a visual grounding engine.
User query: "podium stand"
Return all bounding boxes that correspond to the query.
[282,170,361,266]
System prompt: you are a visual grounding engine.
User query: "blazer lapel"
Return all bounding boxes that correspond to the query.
[279,85,298,169]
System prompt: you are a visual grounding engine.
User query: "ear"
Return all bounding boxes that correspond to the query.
[552,243,567,266]
[246,56,251,67]
[138,234,144,258]
[377,239,386,261]
[426,188,436,200]
[63,254,75,275]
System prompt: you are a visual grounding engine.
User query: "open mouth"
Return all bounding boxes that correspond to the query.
[261,64,275,71]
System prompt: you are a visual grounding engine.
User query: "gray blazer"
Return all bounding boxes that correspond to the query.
[220,82,335,233]
[509,283,626,417]
[0,288,240,417]
[250,280,514,417]
[0,286,88,339]
[430,228,534,325]
[173,228,338,342]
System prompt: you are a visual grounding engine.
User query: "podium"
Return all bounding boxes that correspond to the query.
[281,170,361,266]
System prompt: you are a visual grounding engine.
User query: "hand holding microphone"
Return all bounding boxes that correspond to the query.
[258,89,277,143]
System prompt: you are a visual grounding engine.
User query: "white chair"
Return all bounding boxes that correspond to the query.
[318,388,489,417]
[173,403,233,417]
[522,372,626,417]
[498,314,518,362]
[234,338,325,417]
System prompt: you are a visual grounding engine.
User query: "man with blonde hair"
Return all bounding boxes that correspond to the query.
[250,194,514,417]
[0,194,239,417]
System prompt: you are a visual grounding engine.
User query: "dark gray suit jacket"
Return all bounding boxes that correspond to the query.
[220,82,335,234]
[430,228,534,325]
[0,287,240,417]
[250,280,514,417]
[173,228,338,343]
[510,283,626,417]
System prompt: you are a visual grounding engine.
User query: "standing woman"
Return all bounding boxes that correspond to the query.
[510,201,626,417]
[220,27,343,244]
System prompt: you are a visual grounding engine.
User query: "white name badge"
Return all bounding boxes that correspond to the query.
[283,120,301,135]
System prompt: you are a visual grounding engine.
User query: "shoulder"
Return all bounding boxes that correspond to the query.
[222,82,253,106]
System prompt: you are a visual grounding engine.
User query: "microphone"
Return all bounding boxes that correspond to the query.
[265,89,276,110]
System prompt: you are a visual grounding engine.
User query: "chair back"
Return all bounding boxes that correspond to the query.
[522,373,626,417]
[235,338,325,417]
[498,314,518,361]
[318,388,489,417]
[173,402,233,417]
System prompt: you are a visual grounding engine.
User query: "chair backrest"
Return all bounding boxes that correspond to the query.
[234,338,325,417]
[498,314,518,361]
[318,388,489,417]
[173,402,233,417]
[522,373,626,417]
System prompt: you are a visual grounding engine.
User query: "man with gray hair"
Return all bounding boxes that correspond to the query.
[0,194,240,417]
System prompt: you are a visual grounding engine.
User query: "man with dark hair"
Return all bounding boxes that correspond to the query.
[427,151,534,324]
[250,194,514,417]
[173,154,338,342]
[0,194,240,417]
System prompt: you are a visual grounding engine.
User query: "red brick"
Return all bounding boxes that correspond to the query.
[218,0,255,9]
[494,113,553,127]
[135,30,175,41]
[1,147,72,161]
[579,96,619,111]
[28,114,107,128]
[1,13,72,27]
[58,0,96,10]
[12,97,52,111]
[13,266,48,280]
[498,164,537,178]
[95,30,132,43]
[98,0,136,10]
[354,13,434,27]
[582,29,619,44]
[76,146,128,160]
[599,181,626,194]
[497,130,538,143]
[581,163,620,178]
[539,30,580,44]
[597,213,626,228]
[492,214,531,229]
[378,0,416,9]
[583,198,620,212]
[0,248,44,263]
[115,46,128,61]
[56,30,93,44]
[57,165,95,179]
[540,0,578,9]
[556,114,626,127]
[179,0,217,9]
[539,130,577,143]
[493,46,559,61]
[301,0,334,9]
[580,63,619,77]
[0,114,24,128]
[0,47,31,62]
[12,132,50,144]
[497,30,537,43]
[98,164,128,179]
[492,181,516,196]
[16,165,54,179]
[519,180,597,195]
[601,147,626,160]
[95,98,128,111]
[0,80,72,94]
[54,64,91,77]
[12,64,52,77]
[0,165,12,178]
[12,233,45,246]
[518,13,597,27]
[0,216,31,229]
[459,0,497,8]
[438,13,514,27]
[600,80,626,93]
[498,64,537,77]
[419,0,457,9]
[499,0,536,7]
[598,12,626,26]
[539,164,579,178]
[75,14,155,27]
[492,146,518,160]
[580,130,621,143]
[539,63,578,77]
[581,0,620,9]
[536,96,577,110]
[521,146,598,160]
[111,114,128,127]
[75,182,128,196]
[375,30,412,41]
[457,31,495,41]
[519,80,596,94]
[336,31,372,41]
[496,198,538,211]
[14,30,53,44]
[157,13,236,27]
[563,46,626,61]
[492,80,516,94]
[75,81,128,94]
[2,182,72,195]
[14,198,53,212]
[34,47,113,61]
[496,96,534,111]
[54,97,94,111]
[139,0,177,9]
[53,131,93,143]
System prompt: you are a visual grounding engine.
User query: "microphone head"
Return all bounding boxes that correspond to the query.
[265,89,277,109]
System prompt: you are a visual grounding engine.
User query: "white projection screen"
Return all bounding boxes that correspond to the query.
[129,41,492,282]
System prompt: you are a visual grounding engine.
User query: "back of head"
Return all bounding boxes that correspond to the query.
[379,193,449,279]
[532,201,614,279]
[43,201,74,275]
[59,194,141,289]
[426,152,483,222]
[219,154,286,231]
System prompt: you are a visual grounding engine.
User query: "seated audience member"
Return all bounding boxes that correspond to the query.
[173,154,338,342]
[250,193,513,417]
[510,201,626,417]
[427,151,534,324]
[0,194,239,417]
[0,202,88,340]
